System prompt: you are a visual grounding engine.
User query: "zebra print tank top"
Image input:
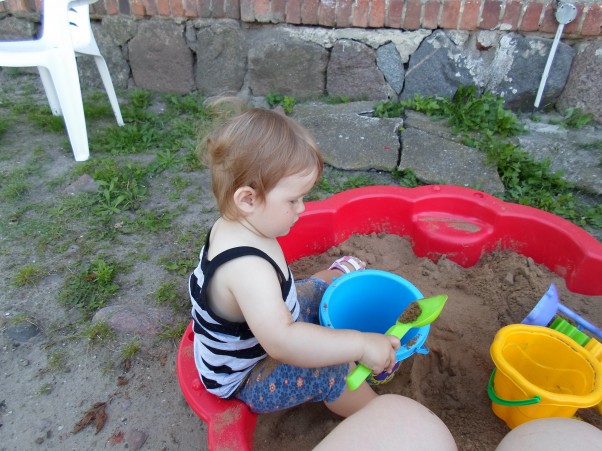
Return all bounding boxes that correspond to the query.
[189,234,300,399]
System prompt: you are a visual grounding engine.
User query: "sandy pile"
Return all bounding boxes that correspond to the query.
[253,233,602,450]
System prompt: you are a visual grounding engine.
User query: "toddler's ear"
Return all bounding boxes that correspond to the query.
[233,186,256,214]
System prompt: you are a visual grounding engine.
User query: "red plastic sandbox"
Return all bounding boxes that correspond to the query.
[281,185,602,296]
[177,185,602,451]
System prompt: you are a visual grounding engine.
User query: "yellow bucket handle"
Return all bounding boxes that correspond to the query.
[488,369,542,407]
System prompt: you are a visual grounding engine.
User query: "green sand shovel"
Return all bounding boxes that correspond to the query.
[346,294,449,391]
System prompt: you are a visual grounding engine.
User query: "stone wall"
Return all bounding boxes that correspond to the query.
[2,0,601,37]
[1,1,601,121]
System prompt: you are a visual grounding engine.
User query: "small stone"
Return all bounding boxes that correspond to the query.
[125,429,148,450]
[5,323,40,342]
[63,174,99,194]
[92,305,174,336]
[35,437,44,445]
[504,273,514,285]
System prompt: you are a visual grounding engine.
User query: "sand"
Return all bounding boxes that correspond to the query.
[253,233,602,450]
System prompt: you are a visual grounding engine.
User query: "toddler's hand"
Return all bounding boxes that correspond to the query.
[359,333,401,374]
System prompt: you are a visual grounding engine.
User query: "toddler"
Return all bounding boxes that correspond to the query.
[189,101,400,417]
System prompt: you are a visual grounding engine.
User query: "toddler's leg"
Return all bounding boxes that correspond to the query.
[292,257,375,417]
[323,374,378,417]
[293,256,366,323]
[295,278,328,324]
[235,357,349,414]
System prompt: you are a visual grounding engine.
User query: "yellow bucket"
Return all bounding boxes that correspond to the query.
[488,324,602,429]
[584,338,602,414]
[585,337,602,361]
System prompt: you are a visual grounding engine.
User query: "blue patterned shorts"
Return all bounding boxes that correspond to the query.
[234,278,349,413]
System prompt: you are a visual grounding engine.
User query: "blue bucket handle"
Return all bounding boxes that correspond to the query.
[488,369,541,407]
[415,344,429,355]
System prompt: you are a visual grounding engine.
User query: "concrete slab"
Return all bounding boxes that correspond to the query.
[293,101,600,200]
[518,117,602,196]
[399,127,505,195]
[293,102,402,171]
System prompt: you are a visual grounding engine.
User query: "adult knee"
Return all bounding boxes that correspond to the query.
[316,394,457,450]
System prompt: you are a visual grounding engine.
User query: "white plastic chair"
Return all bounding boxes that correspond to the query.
[0,0,124,161]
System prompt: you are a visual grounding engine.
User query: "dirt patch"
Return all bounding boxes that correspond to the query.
[253,233,602,450]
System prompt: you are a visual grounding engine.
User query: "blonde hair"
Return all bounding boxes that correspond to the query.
[198,101,323,219]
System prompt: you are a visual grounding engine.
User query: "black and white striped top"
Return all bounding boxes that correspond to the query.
[189,234,300,399]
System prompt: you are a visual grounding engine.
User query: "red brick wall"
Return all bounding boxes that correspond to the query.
[1,0,600,37]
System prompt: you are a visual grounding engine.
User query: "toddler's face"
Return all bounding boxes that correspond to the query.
[253,169,318,238]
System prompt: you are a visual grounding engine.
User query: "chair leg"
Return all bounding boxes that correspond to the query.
[93,55,124,126]
[38,66,62,116]
[48,56,90,162]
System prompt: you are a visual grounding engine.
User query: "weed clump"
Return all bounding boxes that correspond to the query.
[58,258,118,317]
[13,263,47,287]
[265,92,297,114]
[373,86,601,229]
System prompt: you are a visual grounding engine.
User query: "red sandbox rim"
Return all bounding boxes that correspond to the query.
[279,185,602,296]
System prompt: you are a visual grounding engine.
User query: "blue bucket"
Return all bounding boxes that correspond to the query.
[320,269,430,385]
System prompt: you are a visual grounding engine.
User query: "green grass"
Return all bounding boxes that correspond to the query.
[121,341,140,360]
[159,253,197,276]
[578,140,602,151]
[88,89,211,158]
[24,105,66,132]
[156,281,180,308]
[265,92,297,114]
[157,322,188,341]
[551,108,594,129]
[58,258,119,316]
[324,95,352,104]
[392,168,423,188]
[84,321,116,345]
[0,86,223,362]
[6,312,36,327]
[0,168,31,201]
[0,87,218,326]
[310,169,388,199]
[83,92,117,120]
[0,117,9,139]
[36,383,53,396]
[12,263,47,287]
[47,349,69,372]
[124,209,179,233]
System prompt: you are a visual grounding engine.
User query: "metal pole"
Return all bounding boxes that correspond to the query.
[533,2,577,109]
